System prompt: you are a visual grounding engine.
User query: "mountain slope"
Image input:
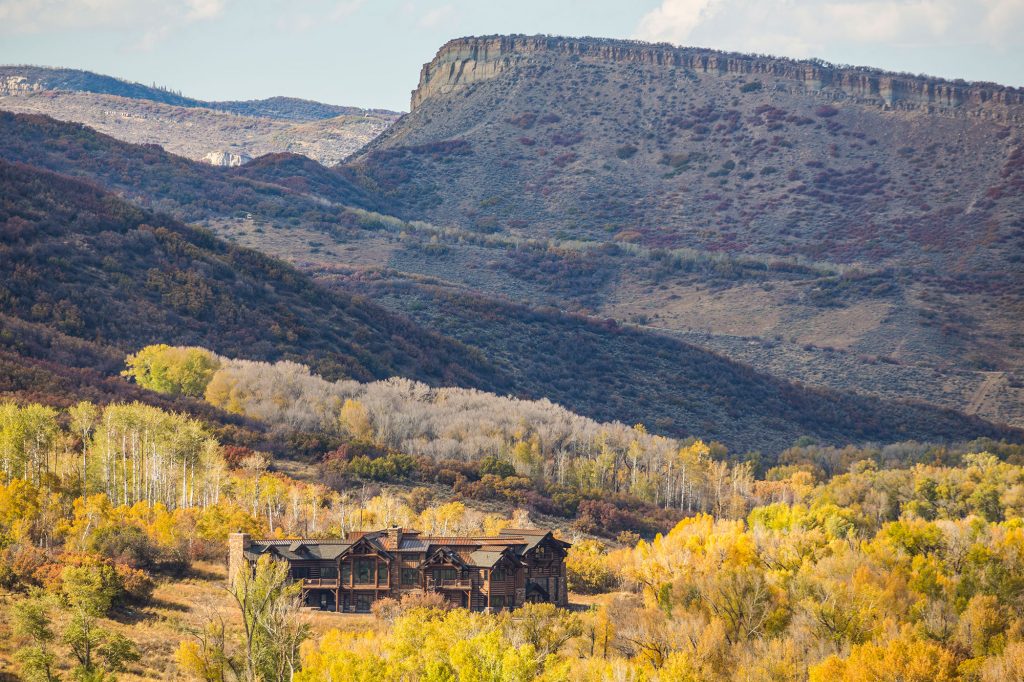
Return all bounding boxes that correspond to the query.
[1,109,1017,454]
[0,111,381,222]
[327,275,1020,454]
[0,65,399,165]
[0,158,494,388]
[342,35,1024,422]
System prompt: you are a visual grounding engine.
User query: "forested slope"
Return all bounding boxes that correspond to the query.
[0,159,495,390]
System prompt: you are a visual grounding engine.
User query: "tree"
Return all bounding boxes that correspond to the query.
[60,562,140,680]
[177,613,238,682]
[503,602,582,664]
[228,554,309,682]
[123,345,220,397]
[566,540,617,593]
[13,592,60,682]
[339,399,373,443]
[809,627,958,682]
[69,401,98,497]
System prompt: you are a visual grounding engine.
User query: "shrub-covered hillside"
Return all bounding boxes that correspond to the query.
[0,159,496,390]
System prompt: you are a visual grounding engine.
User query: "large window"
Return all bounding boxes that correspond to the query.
[341,564,351,584]
[354,593,372,613]
[436,568,457,582]
[377,562,389,584]
[401,568,419,586]
[322,565,338,579]
[355,559,374,584]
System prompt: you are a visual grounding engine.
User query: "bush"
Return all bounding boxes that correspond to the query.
[372,591,450,623]
[479,456,516,478]
[615,145,638,160]
[346,452,418,482]
[566,540,618,594]
[87,524,159,569]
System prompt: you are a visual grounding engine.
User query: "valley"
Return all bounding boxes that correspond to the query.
[1,27,1024,682]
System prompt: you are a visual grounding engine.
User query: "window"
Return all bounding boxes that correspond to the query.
[436,568,457,582]
[491,595,505,609]
[291,567,308,579]
[377,562,389,584]
[355,559,374,584]
[341,564,351,584]
[322,565,338,579]
[354,593,372,613]
[492,569,505,581]
[401,568,419,586]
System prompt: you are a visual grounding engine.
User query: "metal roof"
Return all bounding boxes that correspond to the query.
[242,529,567,563]
[246,540,352,561]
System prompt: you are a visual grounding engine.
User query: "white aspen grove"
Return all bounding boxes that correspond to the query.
[0,400,219,512]
[190,352,774,517]
[89,403,209,509]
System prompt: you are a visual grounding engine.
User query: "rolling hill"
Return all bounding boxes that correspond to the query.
[0,157,494,391]
[0,65,399,165]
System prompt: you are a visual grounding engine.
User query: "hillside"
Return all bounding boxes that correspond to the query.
[0,111,383,222]
[341,35,1024,424]
[0,65,398,165]
[326,275,1019,455]
[0,158,496,394]
[1,110,1017,455]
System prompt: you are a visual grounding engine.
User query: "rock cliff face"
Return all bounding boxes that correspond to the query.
[412,35,1024,122]
[0,75,42,96]
[202,150,253,167]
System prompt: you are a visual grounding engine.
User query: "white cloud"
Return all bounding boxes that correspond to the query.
[0,0,228,42]
[634,0,1022,58]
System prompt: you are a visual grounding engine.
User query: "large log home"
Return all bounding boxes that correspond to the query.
[228,527,570,613]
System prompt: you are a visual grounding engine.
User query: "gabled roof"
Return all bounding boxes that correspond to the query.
[467,549,516,568]
[499,528,571,555]
[245,540,351,562]
[338,534,393,560]
[421,546,472,568]
[242,528,569,563]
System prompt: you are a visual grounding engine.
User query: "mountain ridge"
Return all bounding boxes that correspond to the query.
[347,33,1024,428]
[0,65,399,166]
[410,35,1024,120]
[0,64,399,120]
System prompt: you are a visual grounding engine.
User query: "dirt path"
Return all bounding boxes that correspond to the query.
[965,371,1005,416]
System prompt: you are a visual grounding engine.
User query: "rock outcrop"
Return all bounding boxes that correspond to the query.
[202,150,253,167]
[412,35,1024,122]
[0,75,42,96]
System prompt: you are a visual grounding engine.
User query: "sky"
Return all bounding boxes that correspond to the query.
[1,0,1021,112]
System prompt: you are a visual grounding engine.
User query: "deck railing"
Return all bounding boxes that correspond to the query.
[426,577,473,590]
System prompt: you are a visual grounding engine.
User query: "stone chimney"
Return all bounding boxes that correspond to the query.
[227,532,251,586]
[383,526,403,547]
